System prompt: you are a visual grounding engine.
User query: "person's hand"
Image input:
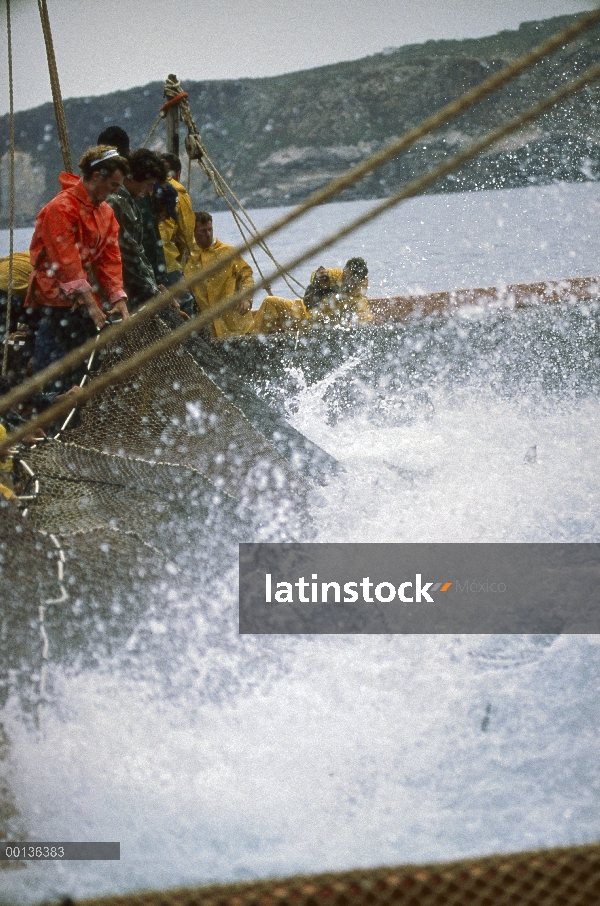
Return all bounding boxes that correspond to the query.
[108,298,129,321]
[237,297,252,315]
[20,427,46,444]
[79,291,107,329]
[55,386,84,404]
[170,299,191,321]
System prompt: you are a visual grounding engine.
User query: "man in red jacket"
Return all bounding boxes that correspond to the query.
[27,145,130,390]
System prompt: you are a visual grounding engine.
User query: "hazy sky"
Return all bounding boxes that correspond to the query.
[0,0,597,114]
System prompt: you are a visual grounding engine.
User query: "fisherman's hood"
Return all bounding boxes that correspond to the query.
[58,171,81,190]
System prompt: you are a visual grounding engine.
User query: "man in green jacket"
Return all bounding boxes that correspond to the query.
[106,149,166,311]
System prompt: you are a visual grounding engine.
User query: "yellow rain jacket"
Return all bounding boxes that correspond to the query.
[184,239,255,338]
[159,177,196,273]
[309,267,343,286]
[0,252,33,295]
[0,424,14,499]
[251,296,309,334]
[158,216,179,272]
[251,288,371,334]
[312,285,373,324]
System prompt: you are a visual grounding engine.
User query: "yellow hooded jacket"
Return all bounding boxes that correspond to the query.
[251,296,309,334]
[308,267,343,286]
[0,423,14,500]
[184,238,255,338]
[0,252,33,295]
[159,177,196,273]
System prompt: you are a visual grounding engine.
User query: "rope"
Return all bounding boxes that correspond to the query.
[2,0,15,377]
[141,113,164,149]
[0,9,599,435]
[164,74,303,296]
[34,531,67,731]
[55,332,101,437]
[227,202,274,295]
[37,0,73,173]
[3,51,600,456]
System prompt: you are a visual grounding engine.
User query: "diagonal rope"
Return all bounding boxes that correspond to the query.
[37,0,72,173]
[141,112,164,149]
[0,7,599,427]
[165,74,304,296]
[2,54,600,456]
[2,0,15,377]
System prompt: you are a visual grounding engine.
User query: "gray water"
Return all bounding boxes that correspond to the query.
[1,182,600,903]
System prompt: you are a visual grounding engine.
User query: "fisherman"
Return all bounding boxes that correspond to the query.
[311,257,372,324]
[0,252,38,379]
[338,257,372,322]
[303,266,343,310]
[184,211,255,338]
[97,125,130,159]
[106,148,167,311]
[98,126,169,288]
[251,259,372,334]
[27,145,130,391]
[159,153,196,272]
[0,423,16,502]
[155,152,196,317]
[249,294,309,334]
[0,252,33,306]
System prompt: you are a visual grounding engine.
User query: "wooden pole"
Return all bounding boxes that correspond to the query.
[165,74,180,156]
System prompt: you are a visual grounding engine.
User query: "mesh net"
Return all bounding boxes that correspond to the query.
[51,842,600,906]
[15,313,328,546]
[55,315,312,509]
[0,313,327,727]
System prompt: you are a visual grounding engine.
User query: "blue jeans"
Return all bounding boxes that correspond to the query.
[33,306,97,393]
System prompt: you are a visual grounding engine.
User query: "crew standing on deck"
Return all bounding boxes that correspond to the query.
[184,211,255,338]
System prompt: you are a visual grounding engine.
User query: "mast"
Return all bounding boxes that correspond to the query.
[164,74,180,156]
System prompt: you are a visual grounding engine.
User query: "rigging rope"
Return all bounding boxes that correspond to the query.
[37,0,72,173]
[141,113,164,149]
[2,51,600,456]
[164,73,304,297]
[1,7,600,440]
[2,0,15,377]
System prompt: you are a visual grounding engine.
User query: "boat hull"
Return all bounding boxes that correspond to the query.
[368,275,600,322]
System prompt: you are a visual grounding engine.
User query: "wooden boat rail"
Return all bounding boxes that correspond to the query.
[368,275,600,323]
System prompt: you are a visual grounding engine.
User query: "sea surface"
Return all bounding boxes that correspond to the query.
[1,181,600,903]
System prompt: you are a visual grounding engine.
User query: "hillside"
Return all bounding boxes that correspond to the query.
[1,13,599,226]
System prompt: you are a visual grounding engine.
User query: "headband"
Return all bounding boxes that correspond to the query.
[90,149,120,168]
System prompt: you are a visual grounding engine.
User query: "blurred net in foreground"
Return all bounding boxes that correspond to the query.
[46,842,600,906]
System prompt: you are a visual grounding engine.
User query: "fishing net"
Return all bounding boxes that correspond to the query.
[15,313,328,544]
[47,841,600,906]
[0,311,334,744]
[0,311,334,715]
